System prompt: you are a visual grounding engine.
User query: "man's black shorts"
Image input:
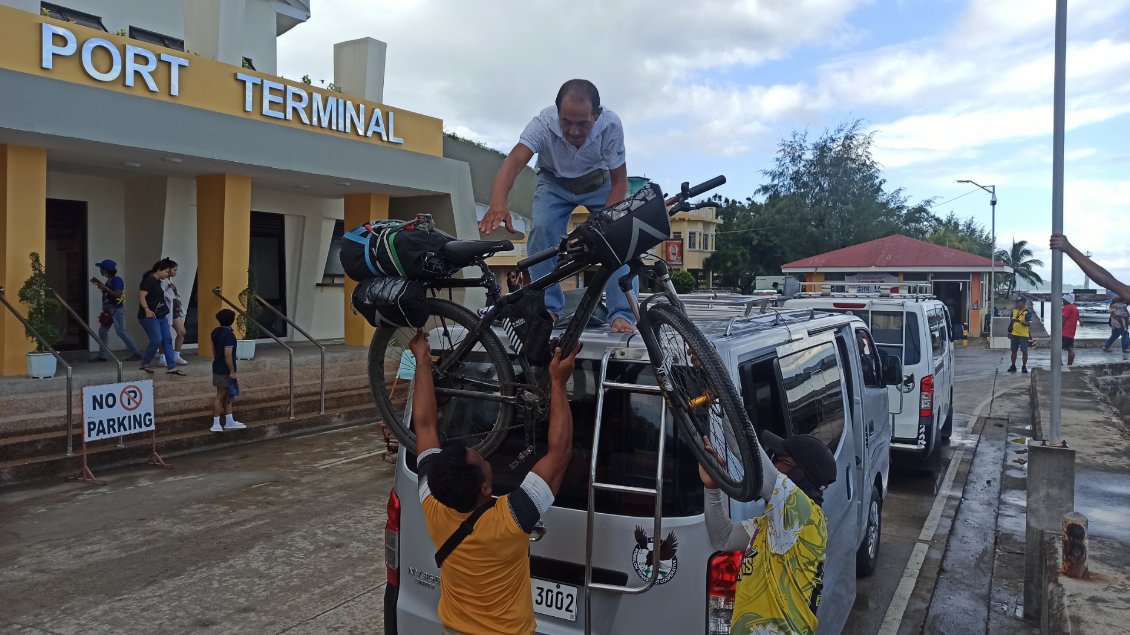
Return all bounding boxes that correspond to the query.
[1063,336,1075,349]
[1010,335,1030,352]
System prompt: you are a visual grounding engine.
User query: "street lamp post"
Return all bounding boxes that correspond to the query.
[957,179,997,327]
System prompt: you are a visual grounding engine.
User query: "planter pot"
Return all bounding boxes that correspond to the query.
[26,352,57,379]
[235,339,257,360]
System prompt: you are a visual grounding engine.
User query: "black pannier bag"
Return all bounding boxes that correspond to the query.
[576,182,669,268]
[351,277,429,328]
[340,216,457,281]
[498,288,555,365]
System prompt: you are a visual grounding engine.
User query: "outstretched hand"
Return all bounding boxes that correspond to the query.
[1049,234,1071,252]
[478,205,517,235]
[549,343,582,385]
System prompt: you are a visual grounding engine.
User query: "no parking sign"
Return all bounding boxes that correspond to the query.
[82,380,155,442]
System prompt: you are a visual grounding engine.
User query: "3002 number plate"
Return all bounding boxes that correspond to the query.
[531,579,577,621]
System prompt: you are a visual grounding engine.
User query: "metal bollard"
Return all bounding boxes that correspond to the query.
[1062,511,1088,578]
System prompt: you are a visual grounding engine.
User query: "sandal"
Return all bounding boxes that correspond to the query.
[167,369,187,376]
[139,366,155,373]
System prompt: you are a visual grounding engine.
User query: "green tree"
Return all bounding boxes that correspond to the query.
[17,252,63,352]
[925,212,993,255]
[995,239,1044,298]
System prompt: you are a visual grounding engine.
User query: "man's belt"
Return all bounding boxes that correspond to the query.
[539,168,608,195]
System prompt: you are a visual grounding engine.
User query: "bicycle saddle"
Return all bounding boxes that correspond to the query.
[441,239,514,266]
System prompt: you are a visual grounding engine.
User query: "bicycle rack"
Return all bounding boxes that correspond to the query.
[583,346,666,634]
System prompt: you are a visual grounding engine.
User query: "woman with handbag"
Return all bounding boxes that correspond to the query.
[138,258,183,375]
[90,259,142,362]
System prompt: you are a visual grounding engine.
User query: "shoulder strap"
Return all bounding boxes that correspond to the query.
[435,498,497,568]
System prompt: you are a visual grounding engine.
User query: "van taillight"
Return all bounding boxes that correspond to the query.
[707,551,743,634]
[919,374,934,417]
[385,489,401,587]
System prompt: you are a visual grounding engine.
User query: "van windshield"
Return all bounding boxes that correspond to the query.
[406,357,705,517]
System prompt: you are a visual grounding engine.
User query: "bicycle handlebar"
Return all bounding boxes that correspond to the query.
[686,175,726,199]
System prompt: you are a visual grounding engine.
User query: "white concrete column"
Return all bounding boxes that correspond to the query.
[334,38,387,103]
[184,0,245,67]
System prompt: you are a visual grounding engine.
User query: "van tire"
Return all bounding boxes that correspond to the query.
[856,485,883,576]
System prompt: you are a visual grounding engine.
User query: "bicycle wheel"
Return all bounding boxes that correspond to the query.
[368,298,515,456]
[645,302,761,501]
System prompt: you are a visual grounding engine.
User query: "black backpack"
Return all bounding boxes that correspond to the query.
[340,216,455,281]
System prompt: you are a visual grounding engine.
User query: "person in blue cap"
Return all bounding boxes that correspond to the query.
[90,259,142,362]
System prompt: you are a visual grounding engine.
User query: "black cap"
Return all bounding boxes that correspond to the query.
[760,430,837,488]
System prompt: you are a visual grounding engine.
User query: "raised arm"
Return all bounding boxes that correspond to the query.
[530,344,580,494]
[1051,234,1130,299]
[408,330,439,454]
[479,143,535,235]
[700,437,778,550]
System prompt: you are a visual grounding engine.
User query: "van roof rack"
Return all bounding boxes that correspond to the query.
[794,281,935,300]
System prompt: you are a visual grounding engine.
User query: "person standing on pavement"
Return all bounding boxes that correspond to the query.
[1103,297,1130,353]
[1051,235,1130,354]
[1007,296,1033,373]
[1062,293,1079,367]
[161,260,189,366]
[700,431,837,635]
[89,259,142,362]
[138,260,182,375]
[478,79,637,333]
[210,309,246,432]
[411,328,579,635]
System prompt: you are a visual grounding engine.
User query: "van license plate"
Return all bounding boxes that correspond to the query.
[531,579,577,621]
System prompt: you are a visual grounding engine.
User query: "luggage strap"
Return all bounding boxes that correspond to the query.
[434,498,497,568]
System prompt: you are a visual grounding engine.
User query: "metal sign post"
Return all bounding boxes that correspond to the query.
[1049,0,1067,443]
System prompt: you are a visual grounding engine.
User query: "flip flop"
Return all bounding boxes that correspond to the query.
[166,369,187,376]
[139,366,155,373]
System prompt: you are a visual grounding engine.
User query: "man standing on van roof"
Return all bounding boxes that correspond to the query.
[409,330,579,635]
[1007,296,1033,373]
[478,79,637,333]
[701,431,837,635]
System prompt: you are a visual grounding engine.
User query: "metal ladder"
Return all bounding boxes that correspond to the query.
[583,346,667,635]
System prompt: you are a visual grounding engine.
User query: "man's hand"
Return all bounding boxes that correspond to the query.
[697,436,724,490]
[549,344,581,385]
[1050,234,1072,253]
[230,371,238,380]
[408,329,430,360]
[478,204,517,235]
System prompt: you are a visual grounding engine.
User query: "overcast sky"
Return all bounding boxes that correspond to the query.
[278,0,1130,289]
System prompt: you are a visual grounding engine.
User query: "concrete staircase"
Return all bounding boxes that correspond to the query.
[0,343,381,485]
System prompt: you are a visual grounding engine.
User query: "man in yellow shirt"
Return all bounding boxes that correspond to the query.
[1007,296,1033,373]
[408,330,578,635]
[701,431,837,635]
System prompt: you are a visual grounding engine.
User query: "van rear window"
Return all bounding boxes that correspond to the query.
[407,358,704,517]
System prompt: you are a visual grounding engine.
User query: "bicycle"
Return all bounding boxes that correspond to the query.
[368,176,763,501]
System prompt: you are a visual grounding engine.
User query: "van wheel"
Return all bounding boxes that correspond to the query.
[856,485,882,577]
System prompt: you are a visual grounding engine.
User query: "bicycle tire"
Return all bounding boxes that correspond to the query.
[645,302,761,502]
[368,298,515,456]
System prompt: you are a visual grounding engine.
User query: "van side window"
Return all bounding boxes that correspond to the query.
[855,328,884,387]
[738,357,789,441]
[777,343,846,450]
[929,308,946,357]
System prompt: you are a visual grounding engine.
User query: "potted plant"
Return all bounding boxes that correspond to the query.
[17,252,64,378]
[235,267,262,360]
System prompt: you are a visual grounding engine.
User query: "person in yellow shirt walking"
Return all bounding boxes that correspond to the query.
[1007,296,1033,373]
[700,431,837,635]
[407,329,579,635]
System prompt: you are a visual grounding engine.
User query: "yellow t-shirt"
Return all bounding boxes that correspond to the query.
[1010,308,1031,338]
[731,474,828,635]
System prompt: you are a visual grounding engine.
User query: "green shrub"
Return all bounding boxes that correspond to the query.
[236,268,262,340]
[17,253,63,352]
[670,270,697,294]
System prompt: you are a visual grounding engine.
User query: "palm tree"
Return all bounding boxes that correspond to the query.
[995,239,1045,299]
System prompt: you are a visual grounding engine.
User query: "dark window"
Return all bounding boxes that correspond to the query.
[738,357,788,440]
[128,26,184,51]
[689,232,698,250]
[672,231,682,240]
[321,220,345,286]
[408,359,705,517]
[929,308,947,357]
[41,2,107,30]
[778,343,846,450]
[869,310,921,366]
[855,328,884,387]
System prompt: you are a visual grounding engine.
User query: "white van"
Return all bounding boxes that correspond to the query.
[785,285,956,470]
[383,306,906,634]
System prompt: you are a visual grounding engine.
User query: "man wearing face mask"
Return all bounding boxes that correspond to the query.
[479,79,637,333]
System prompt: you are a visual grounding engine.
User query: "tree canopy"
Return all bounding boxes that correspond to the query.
[707,121,993,292]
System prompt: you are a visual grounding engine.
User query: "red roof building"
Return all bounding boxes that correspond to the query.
[781,234,1011,336]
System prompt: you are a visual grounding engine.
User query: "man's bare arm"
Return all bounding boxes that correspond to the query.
[603,164,628,208]
[1051,235,1130,299]
[530,345,580,494]
[479,144,535,235]
[408,330,440,454]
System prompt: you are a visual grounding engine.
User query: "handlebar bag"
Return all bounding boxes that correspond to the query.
[351,277,429,328]
[577,182,669,268]
[341,217,456,281]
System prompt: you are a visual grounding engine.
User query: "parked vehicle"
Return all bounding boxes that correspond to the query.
[785,284,956,471]
[384,307,903,634]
